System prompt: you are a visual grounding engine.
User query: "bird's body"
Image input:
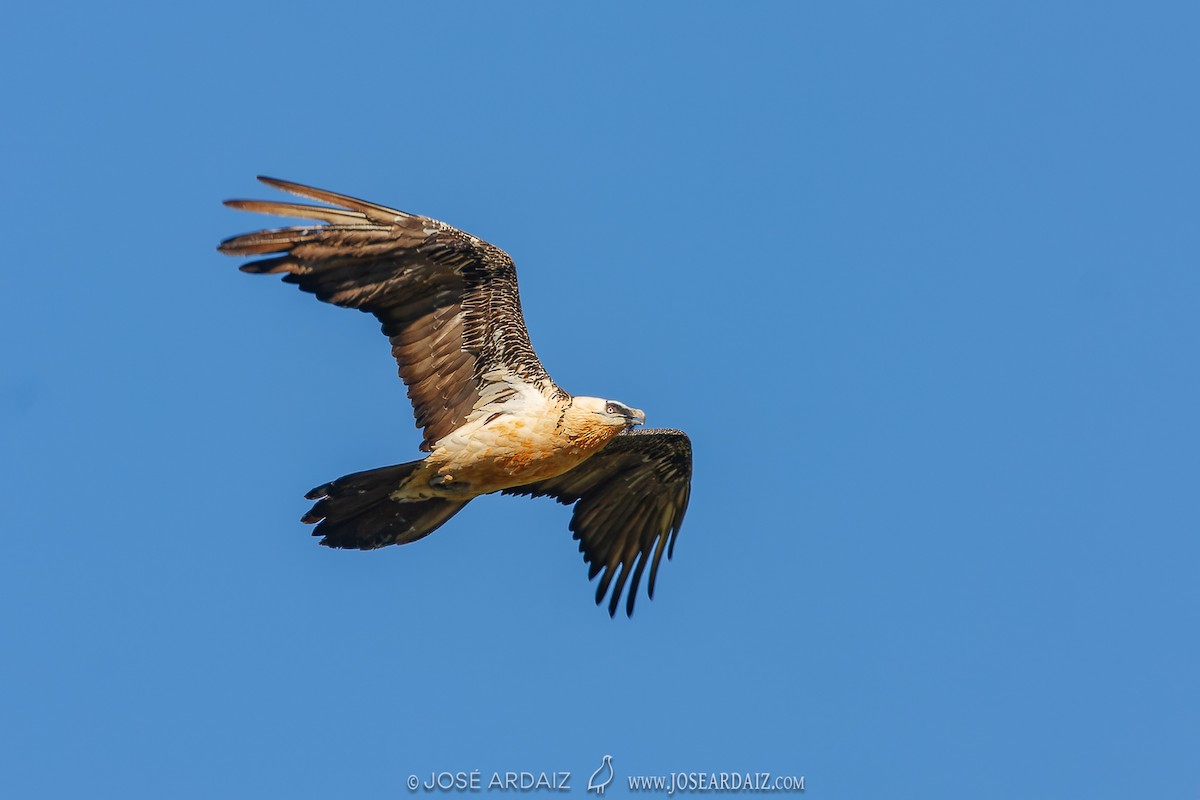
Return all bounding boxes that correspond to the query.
[396,395,626,500]
[220,177,691,616]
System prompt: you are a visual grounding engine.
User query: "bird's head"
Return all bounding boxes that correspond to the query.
[574,396,646,430]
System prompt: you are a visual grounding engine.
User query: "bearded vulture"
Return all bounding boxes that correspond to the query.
[218,177,692,616]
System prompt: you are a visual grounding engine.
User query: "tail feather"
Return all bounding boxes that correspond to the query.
[302,461,468,550]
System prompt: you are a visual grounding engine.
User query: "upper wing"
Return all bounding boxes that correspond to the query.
[218,177,562,451]
[504,428,693,617]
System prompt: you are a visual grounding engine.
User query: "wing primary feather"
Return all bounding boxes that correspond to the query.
[224,198,370,225]
[608,559,635,618]
[218,228,323,255]
[255,176,412,224]
[648,529,671,598]
[626,551,651,617]
[595,562,617,609]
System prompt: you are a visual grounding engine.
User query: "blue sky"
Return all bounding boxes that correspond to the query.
[2,2,1197,798]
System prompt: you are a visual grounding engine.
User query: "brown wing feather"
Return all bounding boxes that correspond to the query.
[503,429,693,617]
[218,177,561,451]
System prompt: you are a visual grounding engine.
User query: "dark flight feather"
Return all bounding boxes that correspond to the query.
[504,429,693,616]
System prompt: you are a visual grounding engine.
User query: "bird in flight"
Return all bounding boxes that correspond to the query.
[219,177,692,616]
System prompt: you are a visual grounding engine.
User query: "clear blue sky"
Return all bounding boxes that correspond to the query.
[2,2,1197,798]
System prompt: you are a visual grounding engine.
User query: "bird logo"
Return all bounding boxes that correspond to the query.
[587,754,614,795]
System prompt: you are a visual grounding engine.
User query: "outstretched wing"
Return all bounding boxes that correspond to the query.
[218,177,562,451]
[504,429,692,617]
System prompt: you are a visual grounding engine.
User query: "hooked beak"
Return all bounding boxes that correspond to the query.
[627,408,646,427]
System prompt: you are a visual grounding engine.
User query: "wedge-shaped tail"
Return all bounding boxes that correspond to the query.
[303,461,468,550]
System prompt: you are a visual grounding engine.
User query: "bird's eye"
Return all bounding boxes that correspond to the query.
[605,404,617,414]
